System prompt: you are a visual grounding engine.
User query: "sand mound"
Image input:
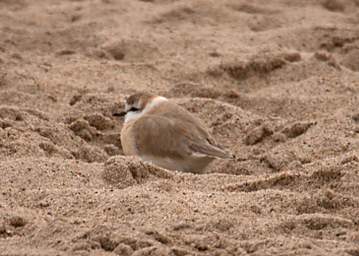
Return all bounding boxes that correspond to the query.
[1,0,359,255]
[103,156,173,188]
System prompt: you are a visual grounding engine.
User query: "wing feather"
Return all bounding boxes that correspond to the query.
[132,114,232,159]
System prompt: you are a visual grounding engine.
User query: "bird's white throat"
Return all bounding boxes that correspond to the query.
[124,96,168,123]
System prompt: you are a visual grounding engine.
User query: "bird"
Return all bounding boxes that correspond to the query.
[113,92,234,173]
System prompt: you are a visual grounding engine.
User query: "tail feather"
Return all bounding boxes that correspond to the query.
[190,143,235,159]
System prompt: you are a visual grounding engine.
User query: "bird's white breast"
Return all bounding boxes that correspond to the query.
[124,110,142,123]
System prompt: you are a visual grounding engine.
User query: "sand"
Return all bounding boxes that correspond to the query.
[0,0,359,255]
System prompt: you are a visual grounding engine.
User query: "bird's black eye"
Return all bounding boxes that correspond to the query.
[128,107,140,112]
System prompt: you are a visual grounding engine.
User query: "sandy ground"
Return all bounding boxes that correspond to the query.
[0,0,359,255]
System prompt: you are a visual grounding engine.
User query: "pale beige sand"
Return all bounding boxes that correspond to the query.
[1,0,359,255]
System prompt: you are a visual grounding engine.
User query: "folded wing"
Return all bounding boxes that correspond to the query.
[132,115,232,160]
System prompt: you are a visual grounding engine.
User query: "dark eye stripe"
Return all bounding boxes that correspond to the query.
[129,107,140,112]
